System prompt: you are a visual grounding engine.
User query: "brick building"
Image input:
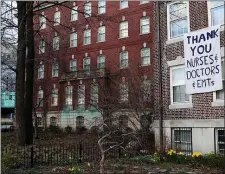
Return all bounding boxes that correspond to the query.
[33,1,154,131]
[153,1,225,154]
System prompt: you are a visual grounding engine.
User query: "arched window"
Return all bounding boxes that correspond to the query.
[76,116,84,128]
[83,57,90,70]
[65,86,73,105]
[97,55,105,68]
[51,88,58,106]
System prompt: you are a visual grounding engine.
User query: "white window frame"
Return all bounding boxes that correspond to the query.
[83,29,91,45]
[52,62,59,77]
[50,117,57,126]
[65,86,73,106]
[207,1,225,29]
[51,88,58,106]
[120,51,128,69]
[169,65,193,109]
[215,128,225,154]
[120,82,129,103]
[119,21,128,38]
[53,36,60,51]
[141,47,150,66]
[54,11,60,25]
[38,64,44,79]
[84,2,92,18]
[90,83,99,105]
[37,90,44,106]
[140,0,149,5]
[120,0,128,9]
[39,39,45,54]
[98,0,106,14]
[39,15,46,29]
[97,54,105,69]
[83,57,91,70]
[212,53,224,107]
[70,59,77,72]
[71,6,78,21]
[140,16,150,34]
[97,26,105,42]
[78,85,85,105]
[167,1,190,41]
[70,32,77,47]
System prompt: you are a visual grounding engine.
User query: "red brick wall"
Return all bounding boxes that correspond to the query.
[33,1,154,112]
[153,2,225,120]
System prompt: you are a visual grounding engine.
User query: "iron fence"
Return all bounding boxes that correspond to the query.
[1,140,151,169]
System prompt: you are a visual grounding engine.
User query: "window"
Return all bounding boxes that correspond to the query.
[215,128,225,153]
[53,36,60,50]
[216,61,224,100]
[52,62,59,77]
[98,0,106,14]
[171,66,190,103]
[91,84,98,105]
[83,57,90,70]
[70,32,77,47]
[140,0,149,4]
[39,39,45,54]
[54,11,60,25]
[167,2,189,38]
[120,51,128,68]
[97,26,105,42]
[71,6,78,21]
[78,85,85,105]
[140,17,150,34]
[84,2,91,18]
[209,1,224,26]
[50,117,57,126]
[172,128,192,156]
[51,88,58,106]
[37,90,43,106]
[119,115,128,128]
[70,59,77,71]
[120,0,128,9]
[38,64,44,79]
[120,21,128,38]
[39,15,46,29]
[83,29,91,45]
[76,116,84,128]
[97,55,105,68]
[120,82,128,102]
[37,117,42,126]
[65,86,73,105]
[141,48,150,66]
[140,79,151,102]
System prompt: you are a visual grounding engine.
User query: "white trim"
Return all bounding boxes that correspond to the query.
[211,50,224,107]
[166,1,190,42]
[207,1,225,31]
[167,56,184,67]
[170,65,193,109]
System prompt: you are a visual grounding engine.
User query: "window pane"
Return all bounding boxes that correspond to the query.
[169,2,187,21]
[170,18,188,38]
[120,0,128,8]
[211,1,224,8]
[173,85,189,102]
[212,6,224,26]
[98,0,106,14]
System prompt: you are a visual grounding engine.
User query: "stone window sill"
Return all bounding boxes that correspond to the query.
[169,103,193,109]
[211,100,224,107]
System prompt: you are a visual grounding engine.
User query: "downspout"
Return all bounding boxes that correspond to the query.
[156,2,164,154]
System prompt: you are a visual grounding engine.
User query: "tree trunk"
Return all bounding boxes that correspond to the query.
[16,1,27,146]
[24,1,34,145]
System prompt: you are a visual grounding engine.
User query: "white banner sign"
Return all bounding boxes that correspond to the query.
[184,26,223,94]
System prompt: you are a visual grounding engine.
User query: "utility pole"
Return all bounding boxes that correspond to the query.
[156,1,164,155]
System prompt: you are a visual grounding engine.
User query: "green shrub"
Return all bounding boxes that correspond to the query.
[127,154,160,164]
[65,125,73,134]
[200,153,224,168]
[1,152,18,172]
[76,127,87,134]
